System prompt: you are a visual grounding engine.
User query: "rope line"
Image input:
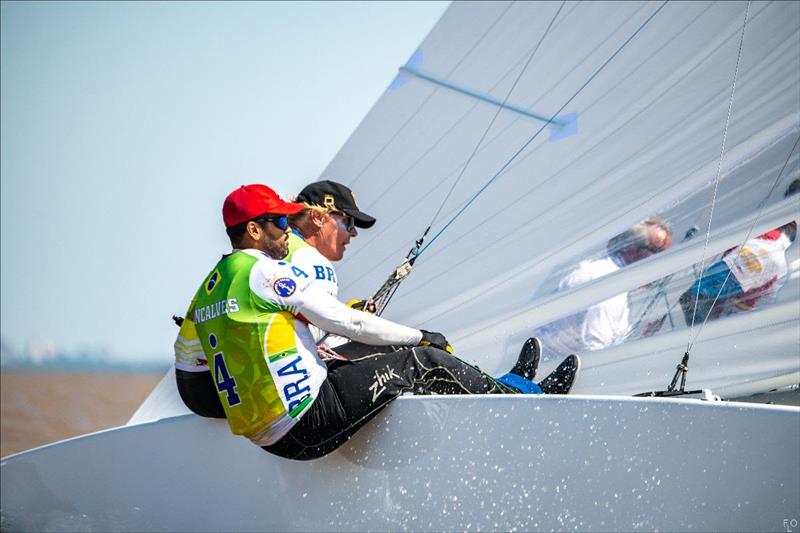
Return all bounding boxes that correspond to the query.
[686,0,751,353]
[418,0,670,256]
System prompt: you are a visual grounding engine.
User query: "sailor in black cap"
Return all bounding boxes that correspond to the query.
[290,179,375,259]
[287,180,376,318]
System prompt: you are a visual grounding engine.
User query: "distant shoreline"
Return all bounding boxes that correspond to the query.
[1,371,164,457]
[1,363,170,374]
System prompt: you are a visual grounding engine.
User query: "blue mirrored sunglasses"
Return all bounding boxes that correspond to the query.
[257,214,288,230]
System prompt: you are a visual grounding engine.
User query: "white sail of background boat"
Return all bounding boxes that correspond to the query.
[2,2,799,531]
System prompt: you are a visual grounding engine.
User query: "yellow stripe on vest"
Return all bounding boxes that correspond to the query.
[265,311,299,363]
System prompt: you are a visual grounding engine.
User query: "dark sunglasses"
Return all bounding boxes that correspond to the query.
[255,214,288,231]
[332,212,356,233]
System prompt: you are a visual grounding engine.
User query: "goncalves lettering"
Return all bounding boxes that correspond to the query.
[194,297,240,325]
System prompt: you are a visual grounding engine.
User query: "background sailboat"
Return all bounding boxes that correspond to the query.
[2,1,799,530]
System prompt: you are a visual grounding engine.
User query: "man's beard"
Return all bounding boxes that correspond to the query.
[263,237,289,260]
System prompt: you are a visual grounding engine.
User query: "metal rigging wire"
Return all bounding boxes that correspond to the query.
[685,0,751,354]
[376,0,765,289]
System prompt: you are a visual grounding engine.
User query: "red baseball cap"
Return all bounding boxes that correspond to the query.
[222,184,304,228]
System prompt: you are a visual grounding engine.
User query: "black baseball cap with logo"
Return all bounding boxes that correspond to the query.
[296,180,376,229]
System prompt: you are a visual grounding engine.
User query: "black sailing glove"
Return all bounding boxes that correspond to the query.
[419,330,453,354]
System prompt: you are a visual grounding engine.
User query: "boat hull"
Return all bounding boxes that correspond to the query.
[2,395,798,532]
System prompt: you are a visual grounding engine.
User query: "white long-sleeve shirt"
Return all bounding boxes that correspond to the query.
[537,256,629,358]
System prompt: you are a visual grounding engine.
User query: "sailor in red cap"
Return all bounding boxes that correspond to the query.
[175,184,306,417]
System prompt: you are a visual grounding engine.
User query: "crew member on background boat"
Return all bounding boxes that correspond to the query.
[178,183,578,460]
[679,178,799,324]
[536,216,673,358]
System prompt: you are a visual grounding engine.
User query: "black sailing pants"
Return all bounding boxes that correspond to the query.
[176,369,226,418]
[262,343,516,461]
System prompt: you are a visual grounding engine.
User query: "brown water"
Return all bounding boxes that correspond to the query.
[1,370,163,457]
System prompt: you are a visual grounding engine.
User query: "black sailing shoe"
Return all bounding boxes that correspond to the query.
[509,337,542,381]
[538,354,581,394]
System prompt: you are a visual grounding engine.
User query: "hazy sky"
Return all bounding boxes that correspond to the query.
[1,1,449,363]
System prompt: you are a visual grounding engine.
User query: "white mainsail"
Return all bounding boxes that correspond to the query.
[3,2,799,531]
[324,0,800,396]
